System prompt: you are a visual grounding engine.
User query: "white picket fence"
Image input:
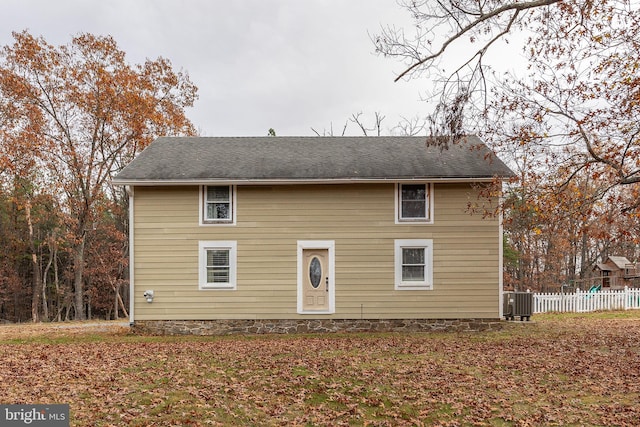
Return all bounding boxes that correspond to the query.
[533,287,640,313]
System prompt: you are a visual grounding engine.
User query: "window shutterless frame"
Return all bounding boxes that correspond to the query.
[395,183,433,224]
[199,185,236,226]
[198,241,237,290]
[394,239,433,290]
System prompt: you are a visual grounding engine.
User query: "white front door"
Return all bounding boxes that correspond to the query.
[297,241,335,314]
[302,249,329,311]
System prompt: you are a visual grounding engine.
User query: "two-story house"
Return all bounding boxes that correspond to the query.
[113,136,515,334]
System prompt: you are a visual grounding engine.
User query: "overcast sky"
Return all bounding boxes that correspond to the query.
[1,0,438,137]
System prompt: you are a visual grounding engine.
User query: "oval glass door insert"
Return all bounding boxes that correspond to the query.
[309,257,322,288]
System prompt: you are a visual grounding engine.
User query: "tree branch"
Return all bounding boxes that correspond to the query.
[391,0,562,82]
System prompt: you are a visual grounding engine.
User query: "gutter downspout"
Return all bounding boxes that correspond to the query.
[499,188,505,319]
[127,185,135,326]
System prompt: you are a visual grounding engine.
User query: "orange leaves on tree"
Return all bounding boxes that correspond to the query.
[0,30,198,321]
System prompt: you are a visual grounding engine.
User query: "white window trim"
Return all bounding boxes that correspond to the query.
[199,241,237,290]
[394,239,433,290]
[199,185,237,226]
[297,240,336,314]
[395,183,434,224]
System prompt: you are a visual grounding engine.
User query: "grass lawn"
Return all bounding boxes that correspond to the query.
[1,312,639,426]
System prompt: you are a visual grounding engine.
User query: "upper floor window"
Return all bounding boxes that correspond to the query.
[201,185,236,225]
[396,183,432,224]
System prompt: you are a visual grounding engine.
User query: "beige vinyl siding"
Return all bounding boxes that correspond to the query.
[132,183,501,320]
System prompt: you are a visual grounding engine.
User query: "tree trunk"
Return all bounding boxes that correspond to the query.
[64,301,72,321]
[114,287,119,320]
[116,284,128,318]
[54,246,61,322]
[580,230,589,280]
[42,245,53,321]
[73,235,86,320]
[25,199,42,323]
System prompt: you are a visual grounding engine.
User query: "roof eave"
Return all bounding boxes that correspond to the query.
[112,176,510,186]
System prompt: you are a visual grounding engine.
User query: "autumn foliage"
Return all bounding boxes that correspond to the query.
[0,31,197,322]
[375,0,640,291]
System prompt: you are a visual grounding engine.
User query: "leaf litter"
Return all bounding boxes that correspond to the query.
[0,315,639,426]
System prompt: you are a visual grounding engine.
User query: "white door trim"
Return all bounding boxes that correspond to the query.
[297,240,335,314]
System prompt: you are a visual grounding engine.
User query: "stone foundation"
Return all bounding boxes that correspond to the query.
[132,318,504,335]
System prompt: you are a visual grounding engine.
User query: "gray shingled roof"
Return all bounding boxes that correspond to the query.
[113,136,515,184]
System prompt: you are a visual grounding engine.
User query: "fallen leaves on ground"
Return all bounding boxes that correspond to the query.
[0,315,639,426]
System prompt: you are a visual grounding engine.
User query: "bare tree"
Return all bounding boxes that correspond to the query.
[374,1,561,140]
[374,0,640,290]
[311,121,348,137]
[374,0,640,211]
[391,115,428,136]
[311,111,385,136]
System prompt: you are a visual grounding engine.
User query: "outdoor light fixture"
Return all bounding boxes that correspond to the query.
[143,290,154,303]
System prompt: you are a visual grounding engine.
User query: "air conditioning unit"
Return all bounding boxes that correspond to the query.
[503,292,533,321]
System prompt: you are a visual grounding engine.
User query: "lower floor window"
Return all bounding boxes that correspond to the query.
[196,239,431,291]
[199,241,237,289]
[394,239,433,290]
[207,249,230,283]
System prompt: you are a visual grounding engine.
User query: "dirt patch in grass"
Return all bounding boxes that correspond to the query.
[1,314,639,426]
[0,320,130,343]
